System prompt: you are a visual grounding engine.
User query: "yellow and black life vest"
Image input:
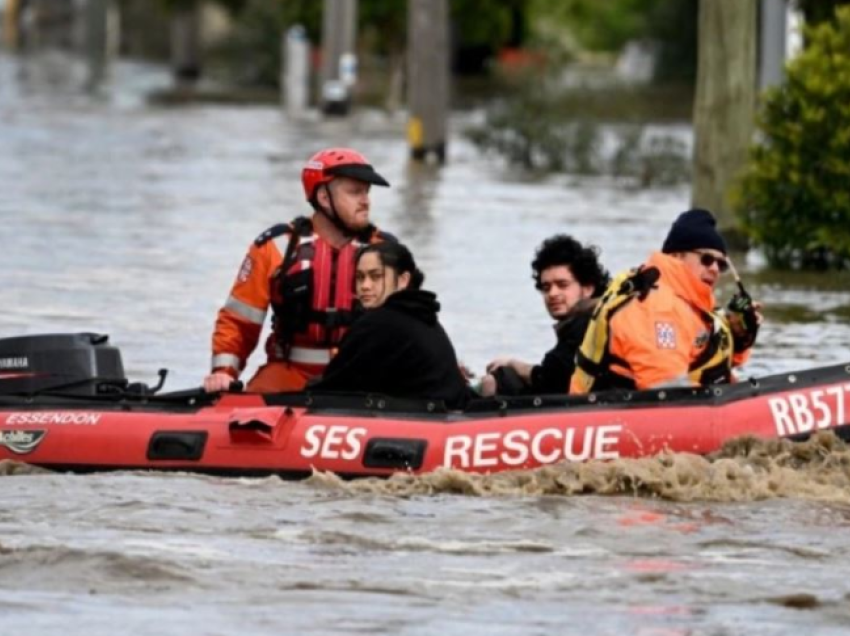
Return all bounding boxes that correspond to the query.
[572,266,733,393]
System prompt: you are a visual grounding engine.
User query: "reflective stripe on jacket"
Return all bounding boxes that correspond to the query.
[210,216,386,377]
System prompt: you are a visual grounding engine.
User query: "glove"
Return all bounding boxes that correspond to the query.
[727,292,759,352]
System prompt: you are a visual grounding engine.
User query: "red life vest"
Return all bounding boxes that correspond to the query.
[269,217,386,359]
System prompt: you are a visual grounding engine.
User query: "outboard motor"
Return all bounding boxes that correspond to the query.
[0,333,126,396]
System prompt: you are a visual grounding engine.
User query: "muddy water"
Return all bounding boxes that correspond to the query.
[2,54,850,635]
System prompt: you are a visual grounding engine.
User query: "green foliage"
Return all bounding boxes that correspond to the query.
[358,2,407,57]
[796,0,850,27]
[529,0,650,52]
[451,0,521,49]
[527,0,697,82]
[211,0,527,88]
[528,0,690,53]
[646,0,698,83]
[735,7,850,269]
[210,0,321,87]
[160,0,247,13]
[465,85,598,173]
[360,0,522,73]
[611,127,691,187]
[464,79,690,186]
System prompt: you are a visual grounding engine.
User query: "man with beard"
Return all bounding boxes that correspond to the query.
[481,235,609,396]
[204,148,393,393]
[571,208,761,393]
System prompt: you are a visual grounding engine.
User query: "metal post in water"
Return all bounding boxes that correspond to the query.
[282,24,310,117]
[319,0,357,116]
[83,0,109,91]
[170,1,202,86]
[759,0,787,90]
[407,0,449,164]
[19,0,39,50]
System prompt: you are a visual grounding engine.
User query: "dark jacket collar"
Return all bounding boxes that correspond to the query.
[383,289,440,325]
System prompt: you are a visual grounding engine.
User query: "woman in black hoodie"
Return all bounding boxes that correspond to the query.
[311,242,472,409]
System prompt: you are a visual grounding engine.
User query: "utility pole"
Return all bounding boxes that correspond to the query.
[320,0,357,115]
[692,0,757,234]
[759,0,788,89]
[283,24,310,117]
[170,0,202,85]
[83,0,109,90]
[407,0,449,163]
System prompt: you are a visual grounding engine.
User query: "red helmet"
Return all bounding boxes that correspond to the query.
[301,147,390,203]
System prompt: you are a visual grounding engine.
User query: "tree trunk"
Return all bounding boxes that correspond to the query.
[692,0,757,234]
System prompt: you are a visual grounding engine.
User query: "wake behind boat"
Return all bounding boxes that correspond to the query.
[1,333,849,477]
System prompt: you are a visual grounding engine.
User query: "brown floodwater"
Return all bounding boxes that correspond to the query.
[2,53,850,635]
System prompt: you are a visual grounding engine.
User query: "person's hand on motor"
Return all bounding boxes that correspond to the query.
[203,371,237,393]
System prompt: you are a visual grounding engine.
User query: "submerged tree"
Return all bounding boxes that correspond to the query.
[735,6,850,269]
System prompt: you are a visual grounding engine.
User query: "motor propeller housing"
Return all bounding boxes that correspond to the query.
[0,333,126,396]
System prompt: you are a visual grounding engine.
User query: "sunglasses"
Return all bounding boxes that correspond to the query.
[694,251,729,273]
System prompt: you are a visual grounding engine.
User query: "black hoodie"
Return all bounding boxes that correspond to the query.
[492,297,596,395]
[528,297,597,393]
[312,289,472,409]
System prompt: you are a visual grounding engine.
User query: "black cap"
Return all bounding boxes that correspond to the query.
[662,208,727,255]
[326,163,390,187]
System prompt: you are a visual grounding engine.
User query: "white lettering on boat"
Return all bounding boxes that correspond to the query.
[768,384,850,436]
[443,424,623,469]
[0,357,28,369]
[300,424,367,461]
[4,412,101,426]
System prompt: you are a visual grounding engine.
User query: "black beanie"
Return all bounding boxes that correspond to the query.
[661,208,727,255]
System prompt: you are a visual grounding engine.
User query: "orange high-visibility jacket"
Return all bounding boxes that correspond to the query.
[210,217,387,379]
[571,251,750,392]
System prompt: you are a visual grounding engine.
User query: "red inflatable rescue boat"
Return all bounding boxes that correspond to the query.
[1,334,848,477]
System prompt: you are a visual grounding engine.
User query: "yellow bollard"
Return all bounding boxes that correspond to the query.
[407,117,424,153]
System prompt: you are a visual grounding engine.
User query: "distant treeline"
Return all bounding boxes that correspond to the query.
[121,1,701,82]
